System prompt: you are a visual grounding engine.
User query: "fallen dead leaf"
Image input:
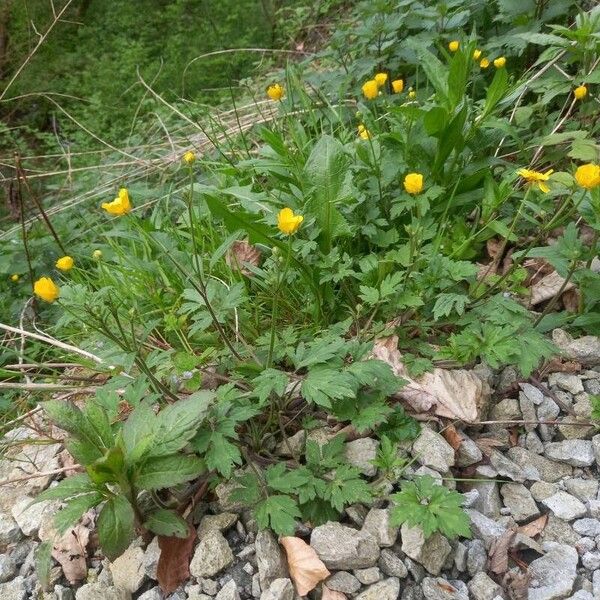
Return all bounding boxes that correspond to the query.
[226,240,261,276]
[372,336,490,422]
[51,523,90,585]
[489,530,516,575]
[157,524,196,595]
[441,424,463,451]
[475,437,506,456]
[503,570,530,600]
[437,581,459,593]
[561,288,580,312]
[322,585,347,600]
[529,270,575,306]
[516,514,548,538]
[280,536,330,596]
[541,358,581,375]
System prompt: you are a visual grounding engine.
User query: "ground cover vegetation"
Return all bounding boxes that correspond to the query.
[1,0,600,564]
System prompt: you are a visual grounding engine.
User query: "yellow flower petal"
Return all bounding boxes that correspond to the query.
[55,256,74,272]
[403,172,424,195]
[34,277,60,303]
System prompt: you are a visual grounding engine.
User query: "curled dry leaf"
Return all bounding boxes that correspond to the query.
[516,514,548,538]
[280,536,330,596]
[51,523,90,585]
[157,524,196,595]
[322,585,347,600]
[528,270,575,307]
[441,424,463,451]
[489,530,515,575]
[226,240,261,276]
[371,336,490,422]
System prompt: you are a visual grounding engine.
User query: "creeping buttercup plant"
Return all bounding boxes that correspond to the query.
[3,0,600,564]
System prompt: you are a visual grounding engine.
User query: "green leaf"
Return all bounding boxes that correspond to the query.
[255,495,300,536]
[35,541,53,592]
[97,496,135,561]
[300,368,356,408]
[87,446,125,485]
[148,394,213,458]
[432,293,470,321]
[265,464,311,493]
[173,352,199,371]
[252,369,289,404]
[304,134,351,250]
[202,431,242,478]
[447,50,468,110]
[54,492,104,535]
[122,403,157,464]
[34,473,97,502]
[322,465,372,512]
[135,455,204,490]
[483,66,508,117]
[144,510,190,538]
[390,476,471,539]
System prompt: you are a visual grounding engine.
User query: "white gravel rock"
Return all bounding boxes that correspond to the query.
[190,531,234,579]
[412,428,455,473]
[310,522,379,570]
[354,577,400,600]
[542,491,587,521]
[467,572,504,600]
[345,438,379,477]
[0,513,22,545]
[109,545,145,594]
[255,530,287,590]
[544,440,595,467]
[500,483,540,522]
[75,584,129,600]
[573,519,600,536]
[528,542,578,600]
[400,524,451,576]
[362,509,398,547]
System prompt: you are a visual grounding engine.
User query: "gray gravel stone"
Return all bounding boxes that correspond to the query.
[198,513,238,538]
[11,497,55,537]
[506,447,572,482]
[412,428,455,473]
[548,372,584,394]
[526,431,545,454]
[466,539,487,576]
[544,440,595,467]
[542,491,587,521]
[500,483,540,522]
[421,577,468,599]
[528,542,578,600]
[355,577,400,600]
[345,438,379,476]
[401,524,451,576]
[216,580,240,600]
[378,549,408,578]
[0,576,27,600]
[310,522,379,570]
[582,551,600,570]
[354,567,381,585]
[465,510,506,548]
[109,545,145,593]
[255,530,287,590]
[259,578,293,600]
[75,584,129,600]
[0,554,17,583]
[362,509,398,547]
[467,572,504,600]
[573,519,600,536]
[326,571,361,593]
[190,531,234,579]
[592,435,600,466]
[456,435,482,467]
[468,481,501,518]
[541,515,580,545]
[143,537,160,580]
[552,329,600,365]
[0,513,22,545]
[137,589,162,600]
[564,478,598,502]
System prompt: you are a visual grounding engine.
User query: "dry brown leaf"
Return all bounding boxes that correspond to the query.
[437,581,460,593]
[516,514,548,538]
[475,437,506,457]
[372,336,489,422]
[280,536,330,596]
[503,570,530,600]
[486,238,503,260]
[51,523,90,585]
[489,530,516,575]
[157,524,196,595]
[561,288,580,312]
[529,270,575,306]
[322,585,347,600]
[441,424,463,451]
[226,240,261,276]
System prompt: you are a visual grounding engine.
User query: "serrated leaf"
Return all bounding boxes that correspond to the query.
[301,368,356,408]
[97,496,135,561]
[432,293,470,321]
[54,492,104,535]
[148,394,213,458]
[255,495,301,536]
[144,510,189,538]
[122,403,157,464]
[252,369,289,403]
[265,464,311,493]
[34,474,97,502]
[135,455,204,490]
[202,431,242,478]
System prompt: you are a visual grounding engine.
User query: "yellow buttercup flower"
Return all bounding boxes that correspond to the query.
[392,79,404,93]
[34,277,60,303]
[574,85,587,101]
[93,249,103,260]
[183,150,196,165]
[357,124,371,140]
[55,256,74,272]
[374,72,388,87]
[449,40,460,52]
[277,208,303,235]
[403,172,424,195]
[362,80,379,100]
[408,87,416,99]
[480,58,490,69]
[267,83,284,101]
[494,57,506,68]
[473,49,482,60]
[518,168,554,193]
[102,188,132,216]
[574,163,600,190]
[10,274,19,282]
